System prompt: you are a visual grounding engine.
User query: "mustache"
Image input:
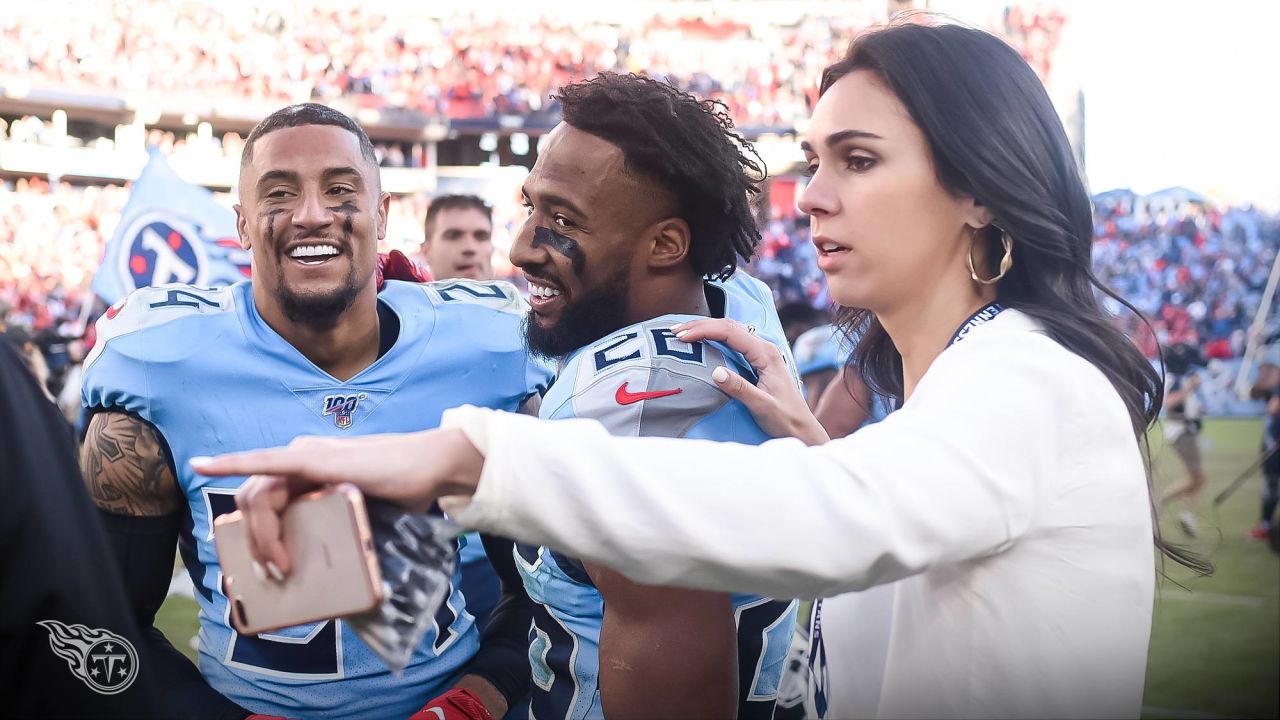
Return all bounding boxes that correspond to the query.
[265,222,355,254]
[260,205,358,251]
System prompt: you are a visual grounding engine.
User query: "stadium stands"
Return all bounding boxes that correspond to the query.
[2,1,1272,412]
[0,2,875,133]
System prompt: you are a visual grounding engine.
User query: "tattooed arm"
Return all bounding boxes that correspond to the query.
[81,411,180,516]
[81,411,252,720]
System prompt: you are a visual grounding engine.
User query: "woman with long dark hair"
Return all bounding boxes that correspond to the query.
[202,18,1206,718]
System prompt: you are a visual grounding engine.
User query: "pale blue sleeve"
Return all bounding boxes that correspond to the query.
[81,323,154,423]
[523,352,556,400]
[81,284,235,424]
[684,399,771,445]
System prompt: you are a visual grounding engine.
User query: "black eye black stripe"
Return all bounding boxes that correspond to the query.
[532,225,585,275]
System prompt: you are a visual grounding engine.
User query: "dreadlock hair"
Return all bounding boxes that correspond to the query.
[554,72,764,281]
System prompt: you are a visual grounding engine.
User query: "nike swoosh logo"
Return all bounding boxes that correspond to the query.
[615,382,683,405]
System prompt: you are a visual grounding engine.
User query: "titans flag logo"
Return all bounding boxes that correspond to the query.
[36,620,139,695]
[322,392,368,429]
[92,151,252,305]
[119,213,203,290]
[112,211,251,296]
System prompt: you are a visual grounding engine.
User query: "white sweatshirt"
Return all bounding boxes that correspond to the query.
[441,310,1156,719]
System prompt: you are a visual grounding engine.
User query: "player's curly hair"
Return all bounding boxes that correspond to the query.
[555,72,764,281]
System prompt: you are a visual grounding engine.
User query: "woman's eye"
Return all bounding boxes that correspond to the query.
[848,156,876,172]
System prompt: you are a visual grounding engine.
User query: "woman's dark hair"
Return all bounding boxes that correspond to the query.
[555,72,764,281]
[823,18,1209,574]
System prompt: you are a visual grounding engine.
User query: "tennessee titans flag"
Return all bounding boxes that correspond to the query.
[92,150,250,304]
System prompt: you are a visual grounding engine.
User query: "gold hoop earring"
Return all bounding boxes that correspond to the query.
[967,226,1013,285]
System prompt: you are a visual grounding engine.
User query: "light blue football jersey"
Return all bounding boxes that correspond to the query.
[792,323,847,378]
[82,279,553,720]
[517,272,799,720]
[791,323,892,425]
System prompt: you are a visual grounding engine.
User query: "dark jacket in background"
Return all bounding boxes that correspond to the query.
[0,340,159,718]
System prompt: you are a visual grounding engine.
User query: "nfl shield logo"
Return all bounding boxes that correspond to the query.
[322,393,367,429]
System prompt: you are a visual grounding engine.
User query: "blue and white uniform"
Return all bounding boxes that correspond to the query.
[83,279,552,719]
[792,323,893,426]
[516,273,798,720]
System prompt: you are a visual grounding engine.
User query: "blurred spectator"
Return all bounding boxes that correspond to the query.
[419,194,495,281]
[1092,198,1278,360]
[0,3,875,130]
[746,192,1279,365]
[0,177,115,345]
[745,214,826,307]
[1,323,53,401]
[1001,4,1066,82]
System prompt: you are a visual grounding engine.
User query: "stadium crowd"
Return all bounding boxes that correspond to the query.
[2,113,427,170]
[1092,198,1278,360]
[0,3,1061,133]
[0,0,1255,395]
[1,3,859,130]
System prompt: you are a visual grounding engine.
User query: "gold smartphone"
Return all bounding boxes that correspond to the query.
[213,484,383,635]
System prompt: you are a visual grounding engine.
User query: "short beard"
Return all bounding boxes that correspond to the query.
[524,268,630,360]
[276,264,364,331]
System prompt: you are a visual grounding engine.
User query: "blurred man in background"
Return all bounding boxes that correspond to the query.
[418,192,506,637]
[2,323,54,401]
[776,301,824,347]
[420,194,495,281]
[1249,360,1280,546]
[1160,341,1209,536]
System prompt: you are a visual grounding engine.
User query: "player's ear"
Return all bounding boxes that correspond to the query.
[376,192,391,241]
[648,217,691,270]
[234,204,251,251]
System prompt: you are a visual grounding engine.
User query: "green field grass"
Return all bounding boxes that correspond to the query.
[155,584,200,660]
[156,418,1279,717]
[1144,418,1279,719]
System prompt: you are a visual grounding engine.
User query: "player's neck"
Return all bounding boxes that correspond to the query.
[878,280,997,400]
[256,285,382,382]
[627,272,709,325]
